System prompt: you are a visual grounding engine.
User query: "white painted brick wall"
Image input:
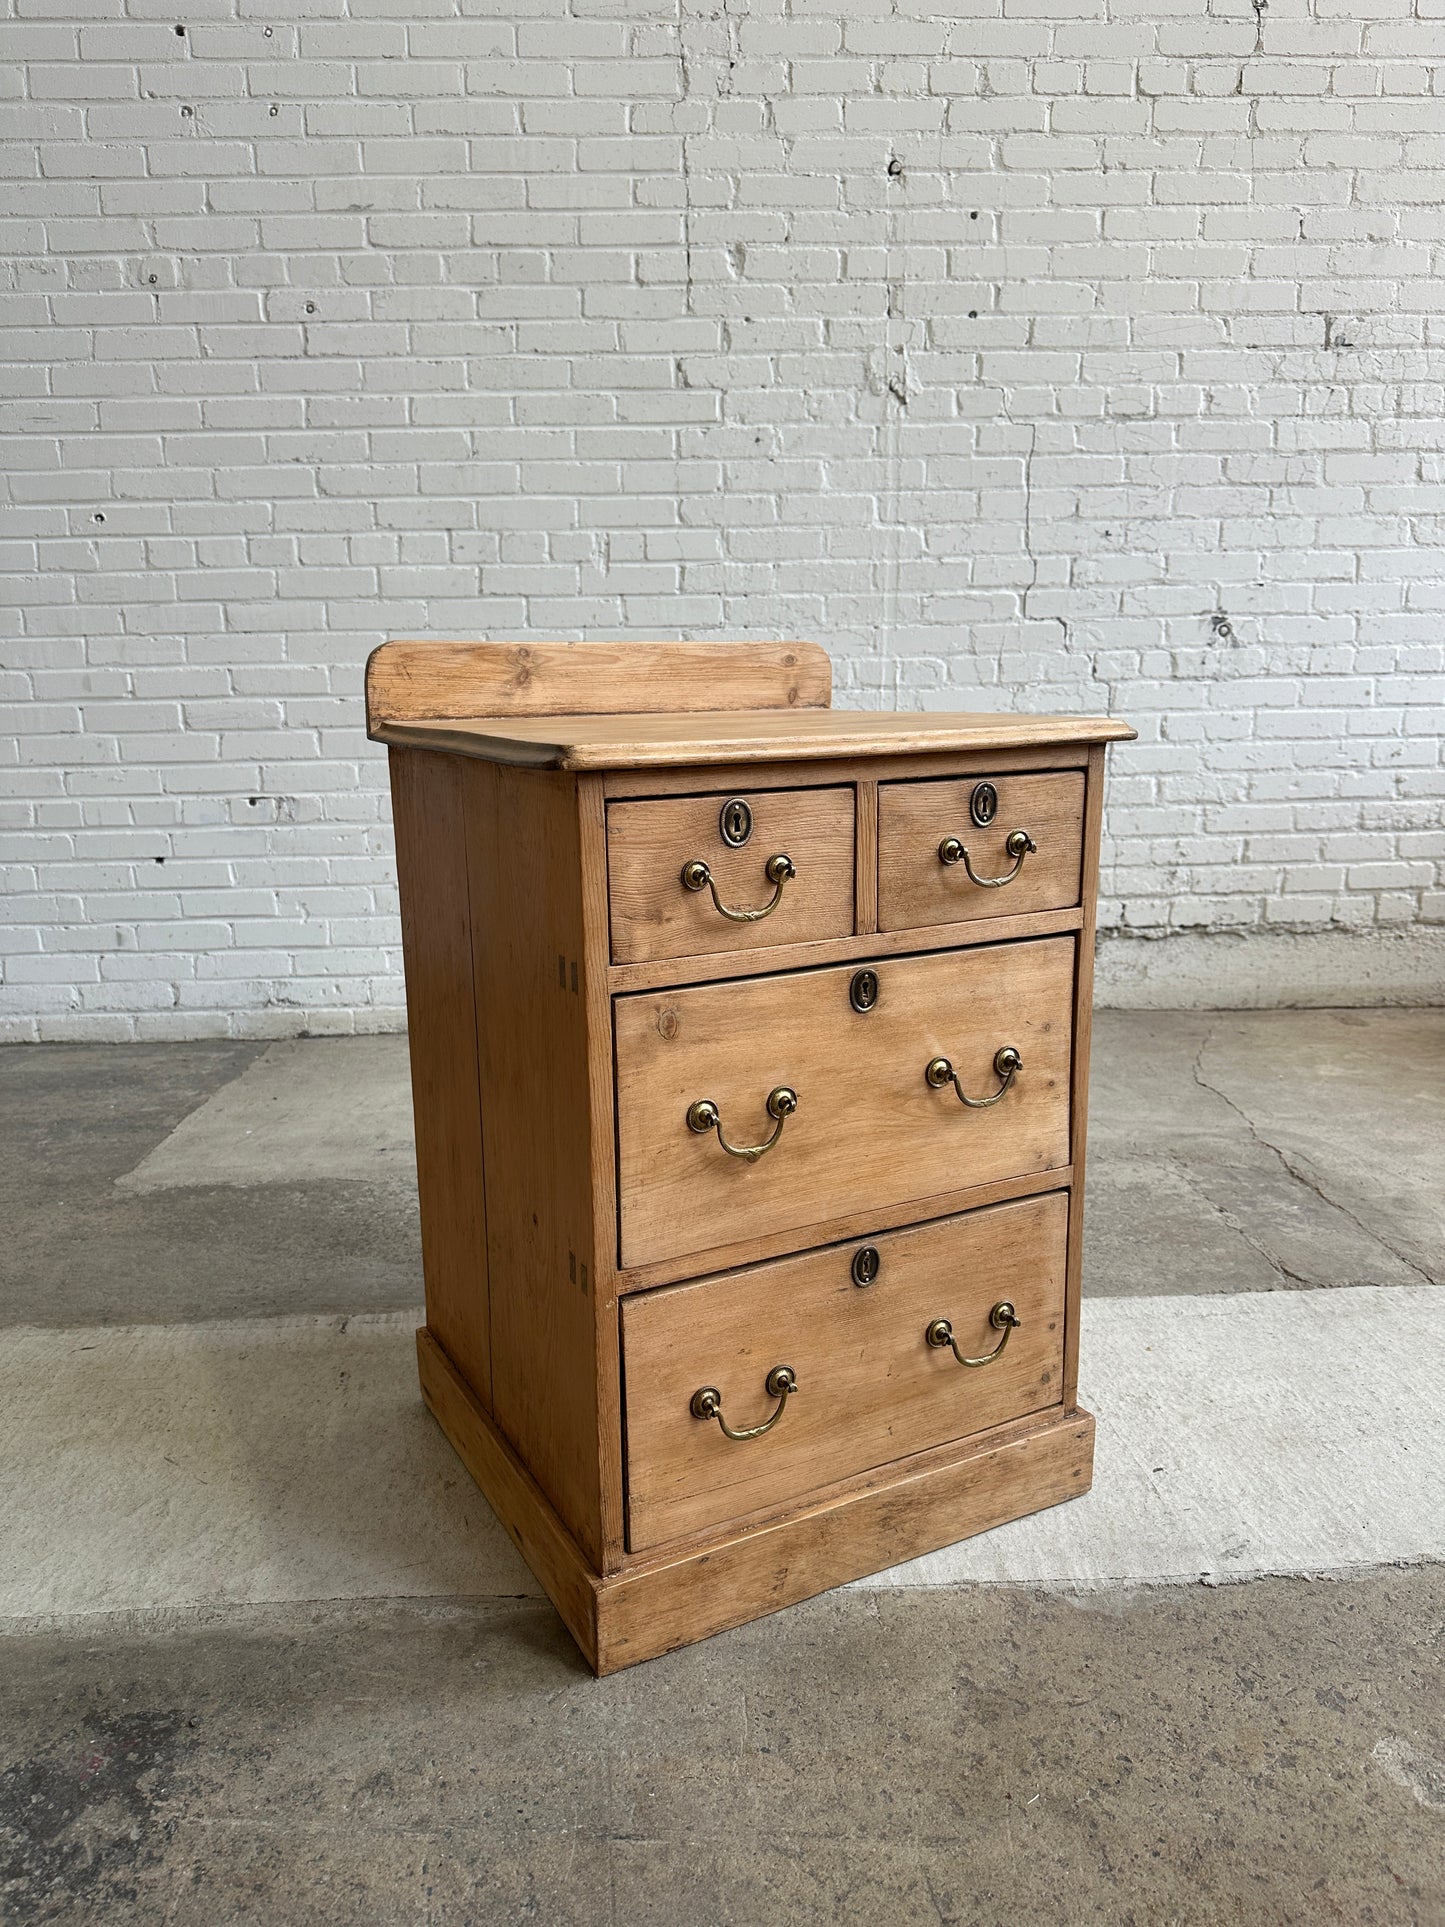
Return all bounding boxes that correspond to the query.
[3,1,1443,1040]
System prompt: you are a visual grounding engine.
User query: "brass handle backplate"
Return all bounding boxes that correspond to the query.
[926,1302,1020,1368]
[691,1364,797,1441]
[686,1085,797,1162]
[925,1046,1022,1108]
[938,828,1036,888]
[682,852,796,922]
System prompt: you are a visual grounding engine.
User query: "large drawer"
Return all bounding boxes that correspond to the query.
[623,1191,1069,1550]
[608,785,856,965]
[879,771,1085,931]
[615,936,1073,1271]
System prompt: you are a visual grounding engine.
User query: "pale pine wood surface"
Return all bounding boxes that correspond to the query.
[614,936,1075,1271]
[419,1319,1092,1676]
[466,760,606,1568]
[622,1192,1068,1551]
[615,1165,1072,1297]
[577,773,628,1564]
[376,708,1137,771]
[387,652,1128,1666]
[597,1408,1094,1671]
[879,770,1086,931]
[366,640,831,731]
[389,749,493,1404]
[601,740,1090,800]
[605,903,1084,998]
[606,784,856,965]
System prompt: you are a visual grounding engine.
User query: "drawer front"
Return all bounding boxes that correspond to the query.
[608,786,856,965]
[623,1191,1068,1550]
[615,936,1073,1271]
[878,771,1085,931]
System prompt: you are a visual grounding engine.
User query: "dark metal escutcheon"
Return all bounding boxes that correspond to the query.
[851,1245,881,1288]
[970,781,998,828]
[720,797,753,847]
[850,967,879,1013]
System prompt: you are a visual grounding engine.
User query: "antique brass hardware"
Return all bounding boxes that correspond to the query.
[686,1085,797,1161]
[851,1245,881,1288]
[691,1364,797,1441]
[970,781,998,827]
[925,1302,1019,1368]
[719,796,753,847]
[937,827,1037,888]
[849,967,879,1013]
[681,851,796,921]
[925,1045,1022,1108]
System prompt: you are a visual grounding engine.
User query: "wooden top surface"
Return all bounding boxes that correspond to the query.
[375,708,1137,771]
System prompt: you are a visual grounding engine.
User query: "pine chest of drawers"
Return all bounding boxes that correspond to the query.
[368,639,1133,1674]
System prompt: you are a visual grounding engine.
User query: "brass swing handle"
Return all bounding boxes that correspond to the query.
[687,1085,797,1162]
[926,1302,1020,1368]
[682,852,796,922]
[925,1046,1022,1108]
[938,828,1036,888]
[691,1365,797,1441]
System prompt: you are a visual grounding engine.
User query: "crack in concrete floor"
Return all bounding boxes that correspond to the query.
[1190,1015,1437,1288]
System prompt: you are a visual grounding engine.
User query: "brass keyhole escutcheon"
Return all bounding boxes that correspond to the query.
[851,1245,881,1288]
[720,797,753,847]
[850,967,879,1013]
[971,781,998,827]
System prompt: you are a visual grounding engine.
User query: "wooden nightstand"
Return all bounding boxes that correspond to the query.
[367,639,1133,1674]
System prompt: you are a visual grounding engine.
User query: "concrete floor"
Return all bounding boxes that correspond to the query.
[1,1011,1442,1924]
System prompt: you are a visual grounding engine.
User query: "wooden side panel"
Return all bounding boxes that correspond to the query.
[577,772,627,1567]
[622,1192,1069,1551]
[366,640,831,731]
[466,761,604,1567]
[615,937,1076,1273]
[606,785,855,965]
[595,1409,1095,1674]
[388,748,492,1402]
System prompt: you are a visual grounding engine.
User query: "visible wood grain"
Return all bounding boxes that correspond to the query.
[417,1326,599,1667]
[605,903,1084,998]
[376,708,1138,771]
[879,770,1087,931]
[614,1166,1073,1297]
[389,749,492,1402]
[594,1408,1095,1673]
[622,1191,1068,1550]
[577,771,627,1567]
[466,761,604,1566]
[606,785,855,966]
[854,777,879,934]
[1064,744,1107,1409]
[421,1315,1091,1677]
[603,741,1091,799]
[615,937,1075,1271]
[388,665,1129,1669]
[366,640,831,732]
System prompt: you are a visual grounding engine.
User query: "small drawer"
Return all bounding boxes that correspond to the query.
[614,936,1073,1271]
[622,1191,1068,1550]
[878,771,1085,932]
[607,786,855,965]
